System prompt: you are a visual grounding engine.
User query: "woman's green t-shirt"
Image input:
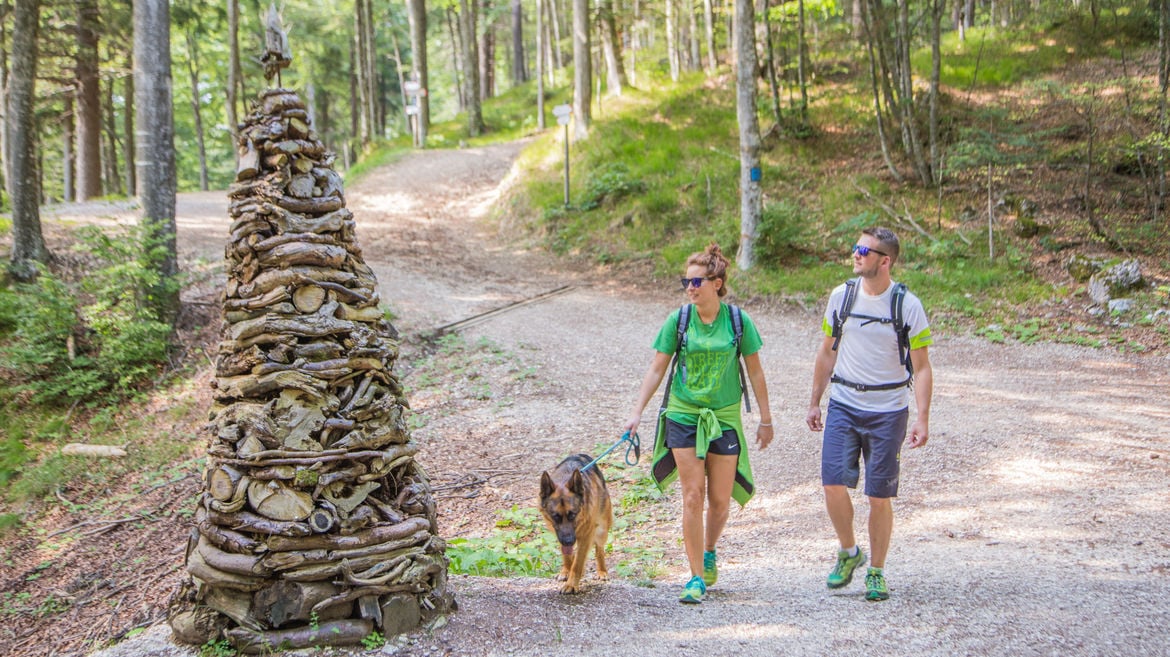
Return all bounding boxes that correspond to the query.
[652,303,762,425]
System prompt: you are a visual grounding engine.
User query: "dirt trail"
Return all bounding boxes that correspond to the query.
[85,142,1170,657]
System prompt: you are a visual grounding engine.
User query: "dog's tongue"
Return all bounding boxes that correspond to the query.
[560,544,573,557]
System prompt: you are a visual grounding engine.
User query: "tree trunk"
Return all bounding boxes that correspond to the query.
[459,0,485,135]
[764,0,781,126]
[227,0,241,165]
[74,0,102,201]
[512,0,526,84]
[0,0,8,206]
[599,0,626,95]
[364,0,379,140]
[1158,0,1169,209]
[549,0,564,69]
[406,0,429,141]
[797,0,808,123]
[101,70,122,195]
[929,0,942,186]
[479,0,496,100]
[388,29,409,135]
[703,0,716,72]
[734,0,761,270]
[446,7,465,111]
[537,0,546,128]
[134,0,179,321]
[666,0,679,81]
[9,0,45,281]
[860,0,901,182]
[572,0,591,139]
[185,28,210,191]
[349,42,360,144]
[895,0,930,184]
[123,50,136,195]
[63,96,75,202]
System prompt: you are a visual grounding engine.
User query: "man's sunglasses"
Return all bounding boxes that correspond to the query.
[680,276,713,289]
[852,244,888,257]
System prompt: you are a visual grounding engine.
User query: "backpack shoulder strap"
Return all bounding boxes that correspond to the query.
[890,282,913,375]
[728,304,751,413]
[830,278,861,352]
[658,305,692,414]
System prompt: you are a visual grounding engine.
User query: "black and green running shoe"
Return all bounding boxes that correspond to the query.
[865,567,889,601]
[827,548,866,589]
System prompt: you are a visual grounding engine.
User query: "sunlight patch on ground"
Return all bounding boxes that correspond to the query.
[351,190,422,215]
[654,622,802,641]
[992,456,1098,488]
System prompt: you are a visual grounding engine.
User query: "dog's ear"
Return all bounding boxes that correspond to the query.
[567,469,585,496]
[540,471,556,500]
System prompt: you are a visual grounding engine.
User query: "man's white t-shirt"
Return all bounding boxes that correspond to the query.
[821,279,932,413]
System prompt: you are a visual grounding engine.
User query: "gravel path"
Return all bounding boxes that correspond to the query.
[89,142,1170,657]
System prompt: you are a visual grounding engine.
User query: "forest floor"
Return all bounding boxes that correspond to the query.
[1,139,1169,657]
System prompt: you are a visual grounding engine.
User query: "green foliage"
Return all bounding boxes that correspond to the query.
[198,638,236,657]
[362,631,386,650]
[0,225,175,405]
[446,505,558,577]
[580,162,647,211]
[753,201,819,267]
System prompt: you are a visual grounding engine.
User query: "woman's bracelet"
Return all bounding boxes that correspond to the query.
[759,422,772,427]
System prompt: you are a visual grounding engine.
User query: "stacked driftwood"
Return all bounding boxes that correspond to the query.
[170,88,451,653]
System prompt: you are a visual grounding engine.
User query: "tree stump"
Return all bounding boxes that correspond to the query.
[169,87,452,651]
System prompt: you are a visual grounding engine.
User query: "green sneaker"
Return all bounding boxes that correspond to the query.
[702,550,718,586]
[826,547,867,589]
[865,568,889,601]
[679,575,706,604]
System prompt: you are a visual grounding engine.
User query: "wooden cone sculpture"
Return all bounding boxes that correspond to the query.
[168,87,451,652]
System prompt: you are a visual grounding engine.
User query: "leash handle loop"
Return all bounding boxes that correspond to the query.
[581,431,641,472]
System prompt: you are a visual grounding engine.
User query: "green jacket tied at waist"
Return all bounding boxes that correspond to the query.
[651,398,755,507]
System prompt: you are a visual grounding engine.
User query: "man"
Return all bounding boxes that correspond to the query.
[806,226,933,601]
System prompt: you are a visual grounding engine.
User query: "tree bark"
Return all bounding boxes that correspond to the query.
[763,0,781,126]
[459,0,485,135]
[860,0,901,182]
[479,0,496,100]
[536,0,546,128]
[687,0,700,71]
[734,0,761,270]
[123,50,136,195]
[572,0,591,138]
[63,96,75,202]
[134,0,179,320]
[446,7,465,111]
[406,0,429,140]
[703,0,716,72]
[101,71,122,195]
[549,0,564,69]
[929,0,942,185]
[227,0,241,166]
[598,0,626,95]
[0,0,8,205]
[75,0,102,201]
[666,0,679,81]
[186,28,210,191]
[512,0,526,84]
[8,0,46,282]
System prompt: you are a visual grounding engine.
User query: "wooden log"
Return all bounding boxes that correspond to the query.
[358,595,383,627]
[196,535,272,577]
[273,194,344,215]
[264,516,430,552]
[226,619,372,654]
[261,90,305,115]
[61,444,127,458]
[237,139,260,181]
[288,173,315,198]
[252,581,344,629]
[292,285,326,313]
[195,507,261,553]
[262,152,289,170]
[205,507,312,538]
[263,204,351,234]
[313,167,344,198]
[250,465,296,481]
[205,477,250,513]
[256,241,347,269]
[216,345,268,378]
[293,340,344,361]
[250,231,338,253]
[229,309,353,343]
[292,156,314,174]
[207,465,245,502]
[308,506,336,533]
[246,480,314,521]
[223,286,290,311]
[336,303,384,322]
[311,585,419,616]
[186,550,267,592]
[213,370,326,402]
[288,116,311,139]
[204,586,263,631]
[236,266,357,298]
[321,481,380,513]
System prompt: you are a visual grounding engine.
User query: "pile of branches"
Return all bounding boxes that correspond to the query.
[169,88,451,654]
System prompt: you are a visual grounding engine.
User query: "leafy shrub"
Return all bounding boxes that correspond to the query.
[580,163,646,211]
[754,201,819,266]
[0,226,177,405]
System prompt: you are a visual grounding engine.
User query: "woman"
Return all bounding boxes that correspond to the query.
[622,243,773,604]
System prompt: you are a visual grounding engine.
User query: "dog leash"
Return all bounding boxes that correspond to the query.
[580,431,641,472]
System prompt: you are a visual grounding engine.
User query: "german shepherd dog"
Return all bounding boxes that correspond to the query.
[539,453,613,594]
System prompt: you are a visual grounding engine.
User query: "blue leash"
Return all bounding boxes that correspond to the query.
[580,431,641,472]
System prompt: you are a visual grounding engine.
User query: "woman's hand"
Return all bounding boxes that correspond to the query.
[622,414,641,439]
[755,423,774,449]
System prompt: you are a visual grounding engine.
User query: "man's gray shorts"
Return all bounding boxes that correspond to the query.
[821,398,908,498]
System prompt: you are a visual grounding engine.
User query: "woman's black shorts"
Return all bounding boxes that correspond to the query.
[663,417,741,455]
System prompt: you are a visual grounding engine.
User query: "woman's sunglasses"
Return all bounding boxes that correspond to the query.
[680,277,712,289]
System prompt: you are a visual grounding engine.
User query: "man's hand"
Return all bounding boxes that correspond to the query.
[907,419,929,448]
[806,405,823,432]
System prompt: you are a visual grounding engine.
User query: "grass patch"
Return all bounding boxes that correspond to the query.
[344,140,411,184]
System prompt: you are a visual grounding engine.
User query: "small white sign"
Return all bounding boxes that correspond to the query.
[404,81,422,95]
[405,105,420,115]
[551,104,572,118]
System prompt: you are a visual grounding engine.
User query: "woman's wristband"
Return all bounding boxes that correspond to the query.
[759,422,772,427]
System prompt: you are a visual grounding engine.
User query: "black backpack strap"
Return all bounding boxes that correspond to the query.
[729,305,751,413]
[890,282,913,377]
[659,305,692,414]
[830,278,861,352]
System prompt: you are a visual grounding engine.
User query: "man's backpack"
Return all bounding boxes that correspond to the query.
[829,278,913,392]
[660,304,751,413]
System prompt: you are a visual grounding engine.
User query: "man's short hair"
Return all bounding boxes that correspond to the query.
[862,226,900,264]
